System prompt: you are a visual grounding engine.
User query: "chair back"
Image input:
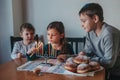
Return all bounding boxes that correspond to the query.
[66,37,86,54]
[10,36,23,52]
[10,34,44,52]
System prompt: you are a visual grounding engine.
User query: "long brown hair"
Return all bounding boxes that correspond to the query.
[47,21,66,53]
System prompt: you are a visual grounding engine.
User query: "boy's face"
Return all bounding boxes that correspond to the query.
[47,29,64,44]
[20,29,35,43]
[79,13,96,32]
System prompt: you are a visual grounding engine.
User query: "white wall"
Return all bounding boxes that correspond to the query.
[23,0,120,43]
[12,0,23,36]
[0,0,13,64]
[0,0,23,64]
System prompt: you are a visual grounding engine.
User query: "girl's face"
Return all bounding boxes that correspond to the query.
[47,29,64,44]
[20,29,35,44]
[80,14,96,32]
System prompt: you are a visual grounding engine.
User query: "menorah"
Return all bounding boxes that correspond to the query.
[35,41,57,66]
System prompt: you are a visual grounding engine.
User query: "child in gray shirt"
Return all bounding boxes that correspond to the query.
[78,3,120,80]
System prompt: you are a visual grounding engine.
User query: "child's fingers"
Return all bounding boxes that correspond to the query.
[57,54,67,62]
[17,53,22,58]
[27,47,36,54]
[78,51,86,56]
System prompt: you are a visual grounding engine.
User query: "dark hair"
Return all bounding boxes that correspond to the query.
[20,23,35,33]
[79,3,104,22]
[47,21,65,34]
[47,21,66,53]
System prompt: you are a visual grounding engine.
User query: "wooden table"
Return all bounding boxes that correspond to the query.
[0,58,105,80]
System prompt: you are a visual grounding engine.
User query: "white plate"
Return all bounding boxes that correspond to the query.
[63,66,103,76]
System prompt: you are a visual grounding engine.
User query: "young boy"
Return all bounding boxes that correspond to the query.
[11,23,37,60]
[78,3,120,80]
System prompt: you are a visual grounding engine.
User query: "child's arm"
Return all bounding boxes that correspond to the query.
[27,47,36,55]
[56,43,74,62]
[26,47,40,61]
[11,42,21,59]
[57,54,67,62]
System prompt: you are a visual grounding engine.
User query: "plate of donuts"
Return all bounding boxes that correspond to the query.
[63,56,103,76]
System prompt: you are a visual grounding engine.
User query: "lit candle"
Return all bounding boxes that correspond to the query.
[38,41,43,56]
[30,41,37,57]
[35,41,38,48]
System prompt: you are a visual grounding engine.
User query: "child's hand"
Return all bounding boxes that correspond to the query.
[17,53,23,58]
[57,54,67,62]
[27,47,37,55]
[78,51,86,56]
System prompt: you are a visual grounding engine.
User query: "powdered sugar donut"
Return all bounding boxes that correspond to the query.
[89,61,100,71]
[77,63,91,73]
[64,57,77,72]
[73,55,89,64]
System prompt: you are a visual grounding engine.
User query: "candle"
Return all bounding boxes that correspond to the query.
[53,48,55,57]
[38,41,41,55]
[48,42,51,56]
[41,42,44,56]
[52,44,56,57]
[35,41,38,49]
[38,41,43,56]
[36,41,39,55]
[30,41,37,57]
[51,47,54,57]
[38,42,40,55]
[54,49,56,57]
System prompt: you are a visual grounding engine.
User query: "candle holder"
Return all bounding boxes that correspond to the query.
[34,35,56,66]
[41,51,53,66]
[35,42,56,66]
[36,51,55,67]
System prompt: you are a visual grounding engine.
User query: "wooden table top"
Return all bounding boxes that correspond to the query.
[0,58,105,80]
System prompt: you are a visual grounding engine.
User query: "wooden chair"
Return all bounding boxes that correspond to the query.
[66,37,86,54]
[10,36,23,52]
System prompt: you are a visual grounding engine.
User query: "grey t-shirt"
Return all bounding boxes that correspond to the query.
[11,41,35,59]
[84,22,120,75]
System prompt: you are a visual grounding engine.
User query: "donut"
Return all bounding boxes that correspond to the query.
[77,63,91,73]
[89,61,100,71]
[64,57,77,72]
[73,55,89,64]
[64,64,77,72]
